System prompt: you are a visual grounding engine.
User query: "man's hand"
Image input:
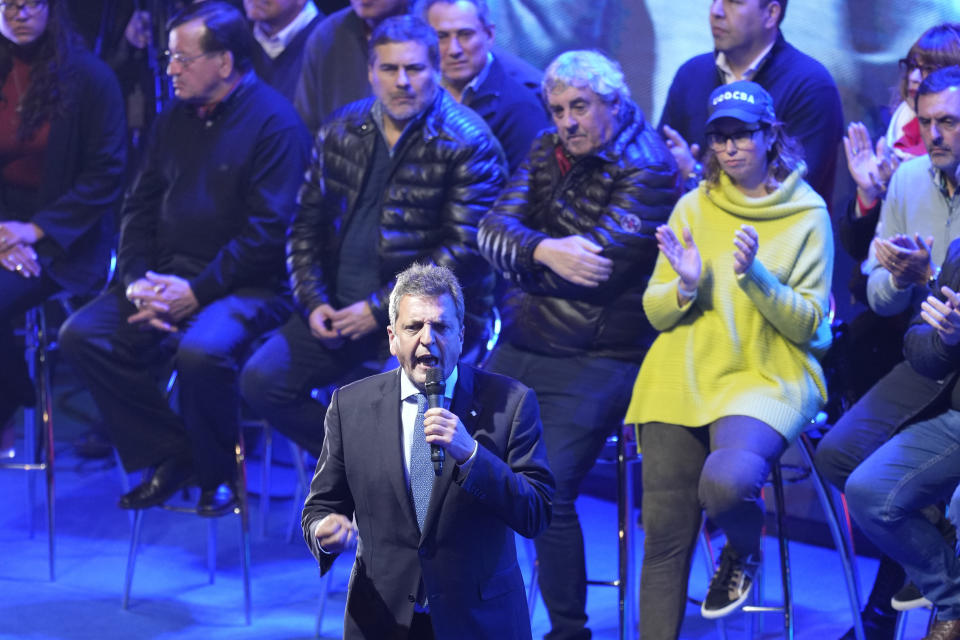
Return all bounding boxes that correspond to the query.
[533,235,613,287]
[423,408,477,465]
[655,224,701,299]
[874,234,935,289]
[125,277,175,331]
[921,285,960,346]
[0,221,44,253]
[308,304,344,346]
[330,300,378,340]
[0,244,40,277]
[661,124,700,178]
[733,224,759,275]
[843,122,900,211]
[124,10,152,49]
[141,271,199,322]
[314,513,358,554]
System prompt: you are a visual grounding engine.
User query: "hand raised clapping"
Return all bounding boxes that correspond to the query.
[733,225,759,275]
[921,285,960,346]
[656,225,701,292]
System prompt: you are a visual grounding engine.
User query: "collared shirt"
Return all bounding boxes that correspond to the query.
[715,41,775,83]
[399,366,462,479]
[460,51,494,104]
[253,1,320,59]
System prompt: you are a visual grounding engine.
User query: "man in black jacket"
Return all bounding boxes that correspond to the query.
[240,15,506,458]
[478,50,679,640]
[60,2,312,516]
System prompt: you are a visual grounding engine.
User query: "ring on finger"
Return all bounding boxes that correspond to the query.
[15,263,23,272]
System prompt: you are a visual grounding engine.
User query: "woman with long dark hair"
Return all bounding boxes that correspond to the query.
[626,81,833,638]
[0,0,125,454]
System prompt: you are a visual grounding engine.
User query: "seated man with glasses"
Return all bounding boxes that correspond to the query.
[60,1,311,516]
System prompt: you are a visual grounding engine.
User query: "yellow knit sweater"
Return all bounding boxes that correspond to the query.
[624,168,833,442]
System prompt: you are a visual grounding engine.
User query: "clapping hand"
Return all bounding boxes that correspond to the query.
[921,285,960,346]
[843,122,900,208]
[656,224,701,300]
[874,233,935,289]
[733,225,759,275]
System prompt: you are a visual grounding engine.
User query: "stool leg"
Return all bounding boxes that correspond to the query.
[616,428,637,640]
[893,610,908,640]
[798,433,866,640]
[771,464,794,640]
[236,440,252,625]
[207,518,217,583]
[37,305,55,582]
[258,425,272,538]
[287,441,309,544]
[316,566,332,637]
[24,307,39,540]
[123,509,145,609]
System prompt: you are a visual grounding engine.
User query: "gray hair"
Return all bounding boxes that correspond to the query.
[413,0,492,29]
[542,50,630,106]
[388,263,465,328]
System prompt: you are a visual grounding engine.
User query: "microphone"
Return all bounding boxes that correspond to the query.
[424,368,445,476]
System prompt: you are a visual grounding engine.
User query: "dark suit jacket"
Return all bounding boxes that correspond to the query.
[302,363,554,640]
[465,52,549,175]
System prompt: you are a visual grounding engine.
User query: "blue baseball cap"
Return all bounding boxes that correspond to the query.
[705,81,776,127]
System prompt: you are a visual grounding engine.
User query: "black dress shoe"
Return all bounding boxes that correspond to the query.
[118,456,194,510]
[838,605,897,640]
[196,484,238,518]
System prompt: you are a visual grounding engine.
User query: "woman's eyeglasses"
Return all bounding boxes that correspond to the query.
[706,126,766,151]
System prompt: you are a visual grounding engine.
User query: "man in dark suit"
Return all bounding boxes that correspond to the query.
[418,0,547,173]
[302,262,554,640]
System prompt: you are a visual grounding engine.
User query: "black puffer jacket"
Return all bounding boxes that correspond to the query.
[478,100,679,361]
[288,89,506,336]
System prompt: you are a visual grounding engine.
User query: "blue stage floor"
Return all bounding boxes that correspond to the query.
[0,398,938,639]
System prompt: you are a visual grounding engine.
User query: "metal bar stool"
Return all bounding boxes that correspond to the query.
[525,423,639,640]
[699,414,865,640]
[121,369,253,625]
[0,302,57,580]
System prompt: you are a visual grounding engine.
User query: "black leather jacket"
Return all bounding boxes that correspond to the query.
[288,89,506,336]
[478,100,679,361]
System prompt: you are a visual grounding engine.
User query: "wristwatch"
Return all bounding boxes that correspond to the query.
[683,162,703,192]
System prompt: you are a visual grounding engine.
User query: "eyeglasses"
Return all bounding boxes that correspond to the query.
[899,57,939,78]
[0,0,47,16]
[163,49,215,68]
[706,126,766,151]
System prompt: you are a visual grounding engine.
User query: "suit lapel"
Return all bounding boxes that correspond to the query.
[420,364,483,542]
[372,370,421,536]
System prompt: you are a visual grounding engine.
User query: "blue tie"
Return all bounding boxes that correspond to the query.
[409,393,433,532]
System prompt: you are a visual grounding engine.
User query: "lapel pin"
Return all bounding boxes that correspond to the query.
[470,409,477,417]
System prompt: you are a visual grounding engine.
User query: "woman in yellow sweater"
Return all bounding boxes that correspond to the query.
[626,81,833,637]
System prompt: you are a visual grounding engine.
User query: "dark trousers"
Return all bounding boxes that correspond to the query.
[239,312,384,457]
[485,342,639,640]
[0,268,60,426]
[638,417,787,640]
[60,285,291,489]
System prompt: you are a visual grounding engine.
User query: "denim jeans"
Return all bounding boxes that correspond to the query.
[846,408,960,621]
[638,417,787,640]
[485,342,640,640]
